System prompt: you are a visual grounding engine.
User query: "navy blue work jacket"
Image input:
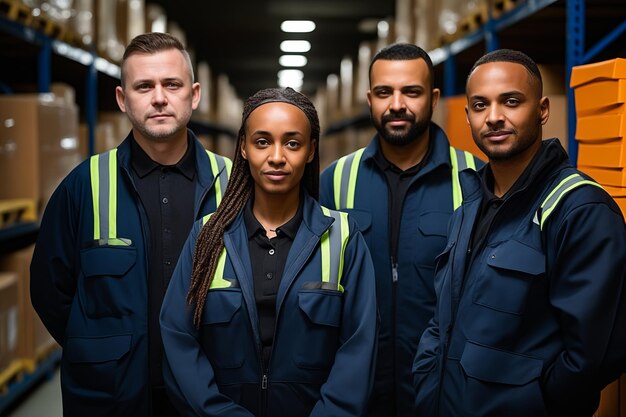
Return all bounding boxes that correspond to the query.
[320,123,483,416]
[413,139,626,417]
[160,193,378,417]
[30,131,227,417]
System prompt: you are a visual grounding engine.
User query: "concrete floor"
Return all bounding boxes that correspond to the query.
[5,367,62,417]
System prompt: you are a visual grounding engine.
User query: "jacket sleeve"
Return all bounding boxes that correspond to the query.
[319,163,337,209]
[160,222,254,417]
[542,195,626,415]
[30,179,79,345]
[309,225,378,417]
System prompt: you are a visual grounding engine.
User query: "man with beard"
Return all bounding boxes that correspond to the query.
[412,49,626,417]
[31,32,231,417]
[320,43,483,417]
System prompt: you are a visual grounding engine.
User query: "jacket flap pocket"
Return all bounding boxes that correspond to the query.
[298,289,342,327]
[65,334,132,363]
[344,209,371,232]
[460,341,543,385]
[418,211,450,237]
[80,246,137,277]
[486,240,545,276]
[202,288,242,325]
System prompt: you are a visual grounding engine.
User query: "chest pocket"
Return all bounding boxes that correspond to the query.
[200,287,246,369]
[79,246,137,317]
[473,240,545,315]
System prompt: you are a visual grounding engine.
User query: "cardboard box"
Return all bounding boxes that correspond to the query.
[0,94,83,215]
[571,58,626,89]
[0,246,56,367]
[442,95,487,160]
[0,272,19,372]
[576,113,626,142]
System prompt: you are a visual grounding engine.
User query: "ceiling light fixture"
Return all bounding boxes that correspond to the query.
[279,55,308,67]
[280,40,311,53]
[278,69,304,90]
[281,20,316,33]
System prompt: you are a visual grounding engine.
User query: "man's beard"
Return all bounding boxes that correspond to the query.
[373,111,431,147]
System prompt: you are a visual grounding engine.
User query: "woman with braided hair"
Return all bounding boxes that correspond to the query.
[160,87,377,416]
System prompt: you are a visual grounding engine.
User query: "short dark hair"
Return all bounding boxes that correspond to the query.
[467,49,543,94]
[120,32,194,87]
[369,43,435,88]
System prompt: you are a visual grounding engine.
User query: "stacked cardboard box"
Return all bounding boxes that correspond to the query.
[0,93,82,217]
[0,273,19,374]
[570,58,626,216]
[0,246,57,372]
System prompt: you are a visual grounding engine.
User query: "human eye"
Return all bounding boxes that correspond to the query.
[255,137,270,147]
[374,88,391,98]
[504,97,520,106]
[471,101,486,111]
[404,88,421,98]
[285,140,301,149]
[135,83,152,91]
[166,81,182,89]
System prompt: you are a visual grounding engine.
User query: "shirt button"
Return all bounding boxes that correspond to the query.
[161,175,166,180]
[268,249,275,255]
[165,260,171,265]
[266,272,273,280]
[162,197,169,204]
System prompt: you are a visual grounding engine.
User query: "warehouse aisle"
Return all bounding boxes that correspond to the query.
[6,367,62,417]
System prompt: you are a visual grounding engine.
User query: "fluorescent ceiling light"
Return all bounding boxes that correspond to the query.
[279,55,308,67]
[281,20,316,33]
[280,40,311,53]
[278,69,304,90]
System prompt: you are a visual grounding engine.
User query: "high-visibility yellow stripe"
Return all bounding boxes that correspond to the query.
[108,148,118,239]
[449,147,462,210]
[337,210,349,288]
[209,248,230,289]
[347,149,364,208]
[206,152,223,206]
[320,207,332,284]
[333,157,347,209]
[465,151,476,170]
[540,174,603,230]
[90,155,100,240]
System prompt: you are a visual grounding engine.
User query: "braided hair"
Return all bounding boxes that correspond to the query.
[187,87,321,326]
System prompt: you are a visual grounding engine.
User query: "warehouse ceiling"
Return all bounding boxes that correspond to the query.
[147,0,395,99]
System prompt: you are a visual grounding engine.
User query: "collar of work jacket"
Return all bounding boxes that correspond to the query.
[116,128,228,212]
[221,192,337,331]
[362,122,454,183]
[458,138,571,206]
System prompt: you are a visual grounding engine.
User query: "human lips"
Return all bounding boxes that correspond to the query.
[483,130,513,141]
[264,170,289,181]
[148,113,173,120]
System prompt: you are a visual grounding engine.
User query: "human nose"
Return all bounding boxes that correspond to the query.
[151,85,168,106]
[389,91,406,113]
[486,104,504,127]
[268,143,285,165]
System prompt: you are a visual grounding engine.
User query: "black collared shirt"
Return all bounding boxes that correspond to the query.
[243,198,303,369]
[130,136,197,388]
[470,141,550,257]
[372,139,432,264]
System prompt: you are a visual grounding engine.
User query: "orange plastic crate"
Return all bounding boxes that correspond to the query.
[576,113,626,142]
[570,58,626,89]
[574,79,626,116]
[577,140,626,168]
[578,165,626,187]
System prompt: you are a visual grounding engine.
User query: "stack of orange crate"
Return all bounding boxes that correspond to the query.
[570,58,626,216]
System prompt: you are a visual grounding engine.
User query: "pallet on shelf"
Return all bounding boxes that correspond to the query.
[0,199,36,229]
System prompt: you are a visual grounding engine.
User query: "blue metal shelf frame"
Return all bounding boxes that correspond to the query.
[432,0,559,96]
[0,14,121,156]
[566,0,626,165]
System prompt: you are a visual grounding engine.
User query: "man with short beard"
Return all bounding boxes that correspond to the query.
[320,43,483,417]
